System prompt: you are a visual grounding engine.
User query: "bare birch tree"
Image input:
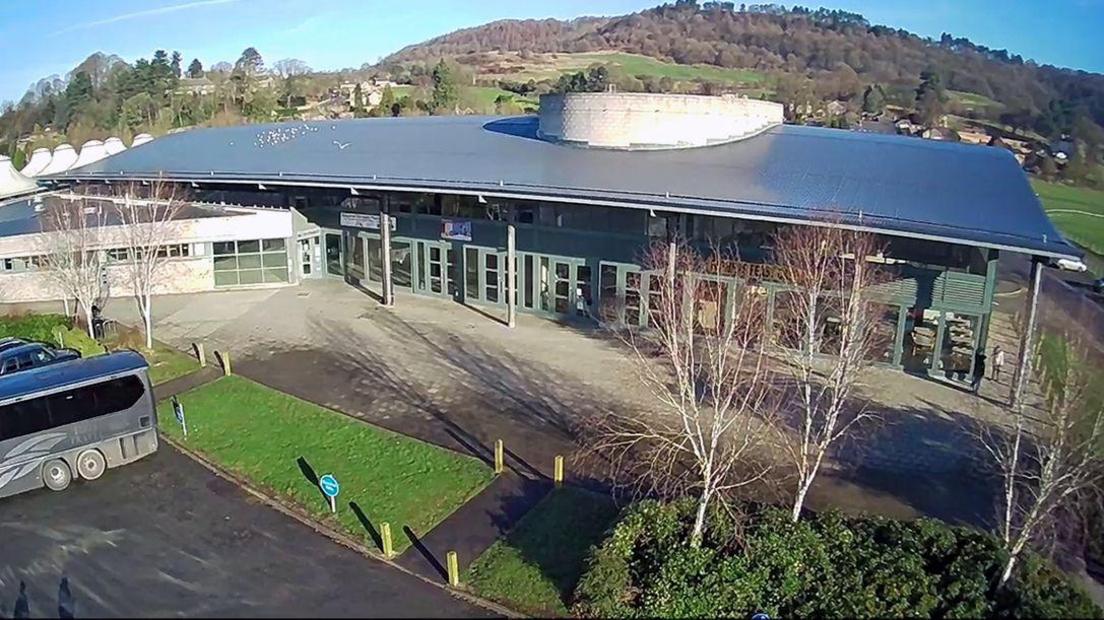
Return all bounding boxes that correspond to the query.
[976,336,1104,586]
[591,240,779,547]
[771,224,891,522]
[111,180,188,349]
[37,193,110,339]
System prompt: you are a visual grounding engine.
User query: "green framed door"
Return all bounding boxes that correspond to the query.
[598,261,643,325]
[463,246,504,305]
[414,240,450,298]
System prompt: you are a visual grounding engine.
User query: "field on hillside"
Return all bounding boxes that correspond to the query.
[390,84,536,113]
[948,89,1003,113]
[471,51,769,91]
[1032,179,1104,257]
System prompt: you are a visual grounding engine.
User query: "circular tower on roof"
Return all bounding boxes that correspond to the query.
[537,92,784,150]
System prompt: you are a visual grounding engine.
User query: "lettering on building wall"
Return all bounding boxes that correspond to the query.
[340,211,396,231]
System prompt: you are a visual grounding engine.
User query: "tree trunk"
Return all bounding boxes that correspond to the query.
[691,489,711,548]
[999,553,1017,587]
[83,305,95,340]
[142,294,153,350]
[791,476,812,522]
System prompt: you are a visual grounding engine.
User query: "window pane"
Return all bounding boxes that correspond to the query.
[238,240,261,254]
[238,254,263,269]
[214,271,239,286]
[238,270,264,285]
[213,241,236,255]
[262,253,286,268]
[0,398,50,441]
[262,238,286,252]
[264,267,289,283]
[213,256,238,271]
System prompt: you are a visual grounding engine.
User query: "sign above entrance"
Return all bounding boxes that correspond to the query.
[441,219,472,242]
[340,211,396,231]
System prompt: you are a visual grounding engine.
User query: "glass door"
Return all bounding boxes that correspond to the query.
[324,232,343,277]
[298,236,319,279]
[414,240,449,297]
[597,262,643,325]
[462,246,504,305]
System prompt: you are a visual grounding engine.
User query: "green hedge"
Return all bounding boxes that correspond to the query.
[573,500,1101,619]
[0,313,73,343]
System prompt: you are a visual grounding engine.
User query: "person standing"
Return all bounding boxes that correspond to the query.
[992,346,1006,382]
[971,349,987,395]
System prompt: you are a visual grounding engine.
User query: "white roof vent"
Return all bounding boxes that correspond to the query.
[104,136,127,155]
[39,144,78,175]
[20,147,53,177]
[0,155,38,199]
[72,139,108,169]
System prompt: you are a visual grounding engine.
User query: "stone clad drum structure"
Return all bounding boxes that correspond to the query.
[537,92,784,150]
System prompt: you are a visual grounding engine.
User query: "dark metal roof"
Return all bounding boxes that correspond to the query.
[51,116,1077,258]
[0,194,245,240]
[0,350,148,403]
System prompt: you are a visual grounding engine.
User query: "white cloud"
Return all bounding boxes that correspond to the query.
[51,0,240,36]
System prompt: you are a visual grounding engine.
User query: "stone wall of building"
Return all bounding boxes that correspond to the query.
[0,205,294,304]
[538,92,784,150]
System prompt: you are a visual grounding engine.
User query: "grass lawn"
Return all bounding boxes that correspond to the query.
[490,51,767,88]
[127,339,200,385]
[948,89,1002,112]
[466,487,619,617]
[1032,179,1104,256]
[157,376,493,554]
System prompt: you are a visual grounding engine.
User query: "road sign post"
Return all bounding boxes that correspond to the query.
[171,395,187,438]
[319,473,340,514]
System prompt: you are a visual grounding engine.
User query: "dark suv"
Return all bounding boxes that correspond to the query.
[0,339,81,376]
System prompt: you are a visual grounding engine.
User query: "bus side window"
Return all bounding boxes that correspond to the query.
[0,398,51,441]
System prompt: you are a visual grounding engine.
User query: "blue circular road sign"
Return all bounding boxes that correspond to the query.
[319,474,340,498]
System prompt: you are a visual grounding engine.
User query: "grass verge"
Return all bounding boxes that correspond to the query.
[157,376,493,554]
[104,325,200,385]
[466,486,619,617]
[1032,179,1104,256]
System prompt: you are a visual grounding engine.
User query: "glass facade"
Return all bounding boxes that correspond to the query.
[213,238,289,287]
[285,187,998,376]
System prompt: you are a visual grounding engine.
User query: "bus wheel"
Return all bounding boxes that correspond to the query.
[42,459,72,491]
[76,449,107,481]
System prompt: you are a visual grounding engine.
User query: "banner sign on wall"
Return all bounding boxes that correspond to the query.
[340,211,395,231]
[441,219,472,242]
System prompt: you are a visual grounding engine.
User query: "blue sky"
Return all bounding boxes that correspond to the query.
[1,0,1101,103]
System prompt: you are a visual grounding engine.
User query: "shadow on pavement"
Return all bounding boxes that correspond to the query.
[403,526,448,582]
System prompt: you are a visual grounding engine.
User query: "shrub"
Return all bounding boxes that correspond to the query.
[573,500,1101,619]
[0,313,73,344]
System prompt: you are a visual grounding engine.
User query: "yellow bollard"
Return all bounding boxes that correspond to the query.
[195,342,206,367]
[494,439,504,474]
[446,551,460,587]
[381,522,394,558]
[554,455,564,485]
[222,351,232,376]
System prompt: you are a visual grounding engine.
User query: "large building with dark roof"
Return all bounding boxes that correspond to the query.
[1,92,1078,381]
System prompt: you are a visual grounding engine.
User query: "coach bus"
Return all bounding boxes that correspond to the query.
[0,351,158,499]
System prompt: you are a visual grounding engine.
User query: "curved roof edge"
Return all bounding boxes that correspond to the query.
[49,170,1080,260]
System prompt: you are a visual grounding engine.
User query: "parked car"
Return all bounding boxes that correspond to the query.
[1094,278,1104,294]
[0,340,81,376]
[1049,257,1089,272]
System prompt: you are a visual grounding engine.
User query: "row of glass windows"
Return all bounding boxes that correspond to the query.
[105,244,191,262]
[1,244,192,273]
[213,238,289,287]
[339,193,652,236]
